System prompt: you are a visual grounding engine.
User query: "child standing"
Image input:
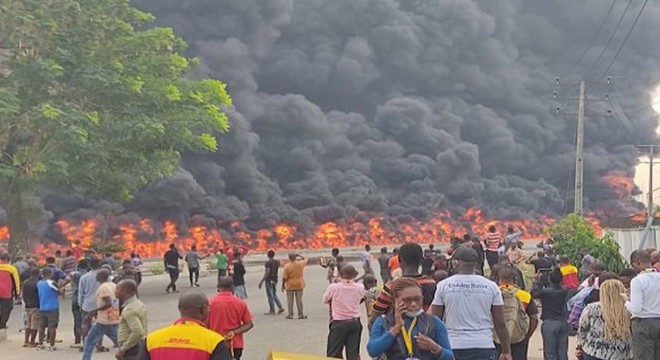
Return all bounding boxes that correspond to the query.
[37,268,63,351]
[361,274,380,320]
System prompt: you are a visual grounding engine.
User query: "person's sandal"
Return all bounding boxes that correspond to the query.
[96,346,110,353]
[298,315,307,319]
[264,312,276,315]
[285,315,294,319]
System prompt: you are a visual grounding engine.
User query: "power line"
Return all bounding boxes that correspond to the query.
[597,0,650,81]
[607,96,635,131]
[584,0,634,80]
[578,0,618,64]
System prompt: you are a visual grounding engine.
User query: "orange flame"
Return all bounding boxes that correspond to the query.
[0,208,609,259]
[601,171,635,200]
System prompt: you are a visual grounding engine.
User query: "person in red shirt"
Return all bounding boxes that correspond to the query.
[0,252,20,332]
[559,256,580,291]
[208,277,254,360]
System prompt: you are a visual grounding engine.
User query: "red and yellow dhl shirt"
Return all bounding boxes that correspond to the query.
[144,318,231,360]
[0,262,20,299]
[560,265,580,290]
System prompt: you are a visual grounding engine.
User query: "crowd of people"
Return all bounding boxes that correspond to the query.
[0,246,254,360]
[298,228,660,360]
[0,226,659,360]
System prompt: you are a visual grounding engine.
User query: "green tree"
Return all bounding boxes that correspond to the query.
[0,0,230,254]
[546,214,627,273]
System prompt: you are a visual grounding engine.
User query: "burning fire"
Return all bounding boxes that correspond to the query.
[601,171,636,200]
[0,208,563,258]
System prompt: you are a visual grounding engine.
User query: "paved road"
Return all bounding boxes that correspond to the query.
[2,257,577,360]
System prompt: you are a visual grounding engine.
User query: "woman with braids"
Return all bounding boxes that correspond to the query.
[576,280,632,360]
[367,278,453,360]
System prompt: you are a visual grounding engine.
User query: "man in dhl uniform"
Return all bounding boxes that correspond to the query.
[140,291,231,360]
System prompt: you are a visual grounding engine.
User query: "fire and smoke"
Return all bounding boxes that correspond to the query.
[601,172,636,200]
[1,208,560,258]
[2,0,658,254]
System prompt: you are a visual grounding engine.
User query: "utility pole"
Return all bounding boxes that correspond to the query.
[574,80,586,215]
[649,146,654,214]
[638,145,659,216]
[554,77,612,215]
[637,144,659,250]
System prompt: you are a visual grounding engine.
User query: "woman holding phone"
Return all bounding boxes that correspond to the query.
[367,278,453,360]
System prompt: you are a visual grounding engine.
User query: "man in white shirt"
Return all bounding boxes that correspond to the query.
[431,247,512,360]
[624,250,660,360]
[361,245,373,276]
[504,226,522,248]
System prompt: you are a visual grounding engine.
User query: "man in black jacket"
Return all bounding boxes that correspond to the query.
[163,244,182,294]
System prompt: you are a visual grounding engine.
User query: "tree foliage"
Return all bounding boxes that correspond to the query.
[0,0,231,253]
[546,214,627,273]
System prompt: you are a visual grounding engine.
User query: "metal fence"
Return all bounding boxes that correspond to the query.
[610,227,659,260]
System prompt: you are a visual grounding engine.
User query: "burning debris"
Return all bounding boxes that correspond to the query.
[601,172,639,200]
[0,208,561,258]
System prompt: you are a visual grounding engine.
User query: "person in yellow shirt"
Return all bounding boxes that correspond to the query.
[141,291,231,360]
[282,253,308,320]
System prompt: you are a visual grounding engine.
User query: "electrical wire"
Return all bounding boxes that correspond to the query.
[597,0,650,81]
[578,0,618,64]
[607,97,635,131]
[584,0,634,80]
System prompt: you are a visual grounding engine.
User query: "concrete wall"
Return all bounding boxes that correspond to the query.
[610,227,659,260]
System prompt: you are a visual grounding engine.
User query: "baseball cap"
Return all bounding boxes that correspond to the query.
[452,247,479,262]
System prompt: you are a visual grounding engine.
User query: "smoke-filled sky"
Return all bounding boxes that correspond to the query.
[26,0,660,234]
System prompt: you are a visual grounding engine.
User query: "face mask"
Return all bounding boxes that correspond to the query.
[405,309,424,317]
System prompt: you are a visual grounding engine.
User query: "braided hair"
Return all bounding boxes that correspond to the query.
[599,280,631,340]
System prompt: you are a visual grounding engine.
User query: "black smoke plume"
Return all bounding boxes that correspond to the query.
[8,0,660,245]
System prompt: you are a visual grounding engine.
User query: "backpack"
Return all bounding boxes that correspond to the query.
[494,287,529,344]
[568,301,586,330]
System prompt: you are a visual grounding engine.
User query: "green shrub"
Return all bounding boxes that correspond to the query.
[547,214,627,273]
[151,264,165,276]
[91,241,125,258]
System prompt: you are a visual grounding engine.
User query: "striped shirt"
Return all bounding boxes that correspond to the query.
[485,232,502,252]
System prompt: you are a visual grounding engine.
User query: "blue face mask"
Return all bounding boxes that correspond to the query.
[405,309,424,317]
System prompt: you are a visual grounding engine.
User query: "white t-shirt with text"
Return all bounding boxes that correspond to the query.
[432,274,503,349]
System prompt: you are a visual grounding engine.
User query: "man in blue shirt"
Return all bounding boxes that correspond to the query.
[45,256,69,287]
[37,267,62,351]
